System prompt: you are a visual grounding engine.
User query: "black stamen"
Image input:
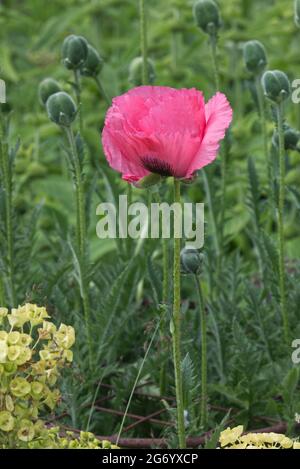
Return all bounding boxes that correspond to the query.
[141,155,175,177]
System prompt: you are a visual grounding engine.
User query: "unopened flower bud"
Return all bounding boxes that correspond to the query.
[46,92,77,127]
[39,78,61,106]
[128,57,156,86]
[62,35,88,70]
[272,126,300,151]
[295,0,300,27]
[243,40,267,75]
[81,45,104,77]
[261,70,291,103]
[193,0,222,35]
[180,247,204,275]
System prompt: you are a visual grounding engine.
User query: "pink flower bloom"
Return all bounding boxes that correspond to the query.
[102,86,232,183]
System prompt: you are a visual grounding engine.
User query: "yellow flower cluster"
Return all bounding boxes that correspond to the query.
[219,425,300,449]
[0,304,75,448]
[26,428,119,449]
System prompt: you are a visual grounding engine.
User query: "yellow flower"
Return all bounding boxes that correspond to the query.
[0,331,8,341]
[0,307,8,318]
[54,324,75,349]
[15,346,32,365]
[17,420,35,442]
[0,411,15,432]
[0,339,8,363]
[5,395,14,412]
[7,345,21,361]
[19,333,33,347]
[293,441,300,449]
[10,377,31,397]
[38,321,56,339]
[219,425,243,447]
[27,304,50,326]
[7,331,21,345]
[31,381,44,398]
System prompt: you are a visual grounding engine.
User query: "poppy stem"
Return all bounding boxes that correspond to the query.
[255,75,271,191]
[65,126,93,370]
[194,274,208,428]
[0,110,16,307]
[172,178,186,448]
[94,75,111,106]
[276,102,290,344]
[209,32,225,276]
[209,33,220,92]
[74,69,83,134]
[139,0,148,85]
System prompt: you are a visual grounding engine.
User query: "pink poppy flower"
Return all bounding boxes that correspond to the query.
[102,86,232,183]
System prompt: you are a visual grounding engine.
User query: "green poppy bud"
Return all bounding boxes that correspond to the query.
[180,247,204,275]
[272,126,300,151]
[62,34,88,70]
[193,0,222,35]
[81,45,104,77]
[295,0,300,27]
[46,92,77,127]
[243,40,267,75]
[128,57,156,86]
[261,70,291,103]
[38,78,61,106]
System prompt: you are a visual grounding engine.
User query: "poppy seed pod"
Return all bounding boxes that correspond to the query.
[295,0,300,27]
[81,45,104,77]
[46,92,77,127]
[261,70,291,103]
[193,0,222,35]
[62,35,88,70]
[243,40,267,75]
[38,78,61,106]
[180,247,204,275]
[128,57,156,86]
[272,126,300,151]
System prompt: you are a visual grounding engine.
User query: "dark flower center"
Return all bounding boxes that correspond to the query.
[141,155,175,177]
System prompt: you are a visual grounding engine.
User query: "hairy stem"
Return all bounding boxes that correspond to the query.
[65,126,92,367]
[255,75,271,190]
[0,113,15,306]
[74,69,83,134]
[139,0,148,85]
[276,102,290,344]
[209,33,220,92]
[194,275,208,427]
[94,76,110,106]
[172,178,186,448]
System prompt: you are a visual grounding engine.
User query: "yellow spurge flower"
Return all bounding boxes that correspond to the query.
[17,419,35,442]
[31,381,44,395]
[15,346,32,366]
[19,333,33,347]
[0,331,8,341]
[220,426,298,449]
[54,324,75,349]
[8,305,30,328]
[219,425,243,447]
[38,320,57,339]
[27,304,50,326]
[7,345,21,361]
[0,339,8,363]
[0,307,8,318]
[5,395,14,412]
[293,442,300,449]
[10,377,31,397]
[7,331,21,345]
[0,411,15,432]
